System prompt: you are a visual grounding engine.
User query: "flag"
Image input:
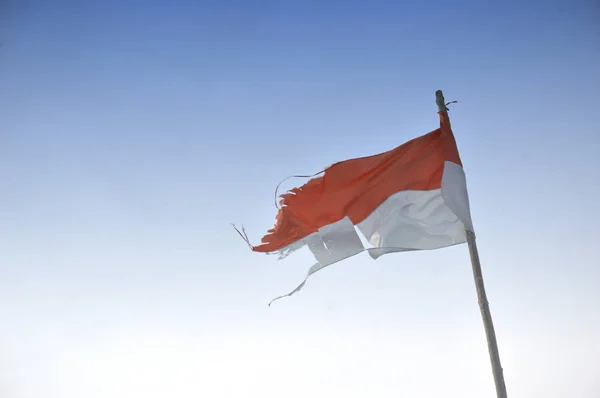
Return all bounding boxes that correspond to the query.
[239,110,474,304]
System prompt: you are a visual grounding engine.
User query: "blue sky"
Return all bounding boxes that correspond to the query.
[1,1,599,397]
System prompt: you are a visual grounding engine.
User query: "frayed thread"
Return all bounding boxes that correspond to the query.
[273,171,325,209]
[232,224,254,251]
[232,223,307,260]
[234,170,324,255]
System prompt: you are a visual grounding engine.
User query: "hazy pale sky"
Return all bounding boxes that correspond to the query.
[1,1,599,397]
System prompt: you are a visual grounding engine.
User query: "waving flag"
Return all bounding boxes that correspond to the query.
[238,107,473,304]
[237,92,507,398]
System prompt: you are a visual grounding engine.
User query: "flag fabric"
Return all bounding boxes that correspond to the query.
[240,110,474,304]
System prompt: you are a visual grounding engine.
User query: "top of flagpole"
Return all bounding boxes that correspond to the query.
[436,90,448,113]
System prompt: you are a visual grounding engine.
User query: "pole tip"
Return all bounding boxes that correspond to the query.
[435,90,448,112]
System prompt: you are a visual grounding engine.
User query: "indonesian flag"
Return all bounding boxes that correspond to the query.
[239,110,474,304]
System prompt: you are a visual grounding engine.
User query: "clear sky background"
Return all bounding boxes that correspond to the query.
[1,1,599,397]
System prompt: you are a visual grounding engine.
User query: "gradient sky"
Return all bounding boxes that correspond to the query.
[1,1,599,397]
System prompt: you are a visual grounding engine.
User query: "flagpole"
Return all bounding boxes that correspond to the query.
[435,90,508,398]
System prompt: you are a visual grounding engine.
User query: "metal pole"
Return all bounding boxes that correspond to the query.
[436,90,508,398]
